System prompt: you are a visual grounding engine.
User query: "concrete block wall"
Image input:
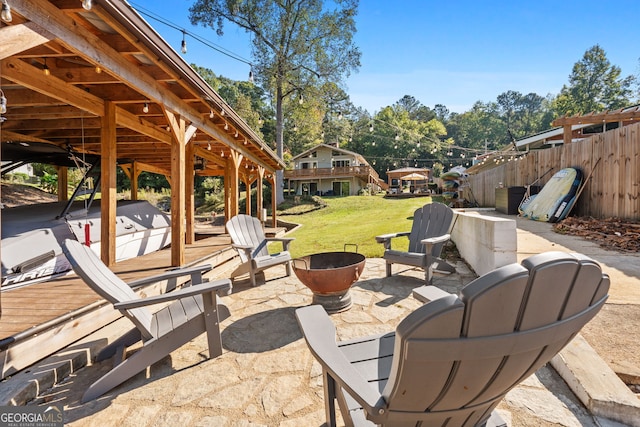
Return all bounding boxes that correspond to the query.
[450,209,517,276]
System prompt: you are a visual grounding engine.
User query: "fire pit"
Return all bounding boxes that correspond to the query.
[292,248,365,313]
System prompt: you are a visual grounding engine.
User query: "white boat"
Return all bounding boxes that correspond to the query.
[1,199,172,290]
[1,142,172,290]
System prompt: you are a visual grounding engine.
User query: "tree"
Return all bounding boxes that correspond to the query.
[189,0,361,203]
[496,90,550,139]
[552,45,634,117]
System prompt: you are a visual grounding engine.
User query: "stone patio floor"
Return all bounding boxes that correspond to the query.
[29,258,623,427]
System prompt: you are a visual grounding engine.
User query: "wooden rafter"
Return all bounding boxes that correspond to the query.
[552,107,640,126]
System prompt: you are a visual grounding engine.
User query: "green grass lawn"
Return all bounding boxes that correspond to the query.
[282,195,437,259]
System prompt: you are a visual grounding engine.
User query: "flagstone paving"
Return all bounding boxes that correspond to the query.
[32,259,614,427]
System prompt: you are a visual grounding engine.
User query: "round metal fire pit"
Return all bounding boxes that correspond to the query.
[292,250,366,313]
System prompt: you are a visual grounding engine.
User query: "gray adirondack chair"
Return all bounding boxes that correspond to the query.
[375,202,456,283]
[296,251,609,427]
[226,214,294,287]
[61,239,232,402]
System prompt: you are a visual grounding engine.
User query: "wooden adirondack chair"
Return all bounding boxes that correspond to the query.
[296,251,609,426]
[375,202,456,283]
[61,239,232,402]
[226,214,294,287]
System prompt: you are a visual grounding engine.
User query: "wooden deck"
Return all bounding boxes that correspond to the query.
[0,233,236,379]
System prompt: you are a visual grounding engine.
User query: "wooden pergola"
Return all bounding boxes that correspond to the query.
[553,106,640,144]
[0,0,285,268]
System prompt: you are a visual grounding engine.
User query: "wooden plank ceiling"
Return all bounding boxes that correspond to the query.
[0,0,283,178]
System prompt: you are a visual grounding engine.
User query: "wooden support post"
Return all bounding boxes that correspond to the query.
[101,101,117,266]
[131,162,138,201]
[228,150,242,218]
[257,166,265,221]
[57,166,68,201]
[166,110,186,267]
[245,175,252,215]
[563,125,572,145]
[223,159,230,222]
[186,142,195,244]
[269,174,277,228]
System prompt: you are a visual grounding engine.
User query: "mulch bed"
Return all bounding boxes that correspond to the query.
[553,217,640,252]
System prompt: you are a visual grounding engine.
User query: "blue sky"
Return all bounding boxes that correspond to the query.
[130,1,640,114]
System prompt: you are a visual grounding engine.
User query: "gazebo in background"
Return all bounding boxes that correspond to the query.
[385,167,431,196]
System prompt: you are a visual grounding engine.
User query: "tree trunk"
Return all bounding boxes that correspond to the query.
[275,82,285,204]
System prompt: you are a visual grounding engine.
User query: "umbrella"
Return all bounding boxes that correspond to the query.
[400,172,427,181]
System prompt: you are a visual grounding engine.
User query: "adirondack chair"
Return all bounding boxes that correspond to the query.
[226,214,294,287]
[296,251,609,427]
[61,239,232,402]
[375,202,455,283]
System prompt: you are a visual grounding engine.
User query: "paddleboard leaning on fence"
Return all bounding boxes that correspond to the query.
[520,167,583,222]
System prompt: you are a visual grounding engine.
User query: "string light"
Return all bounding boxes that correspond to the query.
[95,65,102,73]
[248,69,254,83]
[0,90,7,114]
[1,0,12,22]
[143,102,149,113]
[43,59,50,76]
[298,94,304,105]
[209,109,214,118]
[181,31,187,54]
[81,0,92,11]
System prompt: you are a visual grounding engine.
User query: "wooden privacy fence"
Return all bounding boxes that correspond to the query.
[462,121,639,220]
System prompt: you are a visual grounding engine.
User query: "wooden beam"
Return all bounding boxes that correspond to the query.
[1,59,171,144]
[186,142,195,245]
[563,125,572,145]
[2,58,102,116]
[10,0,277,172]
[552,107,640,126]
[0,22,54,60]
[57,166,68,201]
[166,110,186,266]
[257,166,265,222]
[268,174,277,228]
[131,162,139,200]
[228,150,242,218]
[101,101,117,266]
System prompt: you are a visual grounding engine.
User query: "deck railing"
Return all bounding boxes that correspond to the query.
[285,166,379,181]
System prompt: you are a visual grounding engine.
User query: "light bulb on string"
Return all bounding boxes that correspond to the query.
[1,0,12,22]
[248,69,254,83]
[43,59,50,76]
[298,94,304,105]
[181,31,187,54]
[0,91,7,114]
[81,0,92,11]
[143,102,149,113]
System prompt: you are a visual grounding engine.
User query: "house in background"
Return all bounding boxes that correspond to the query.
[284,143,382,196]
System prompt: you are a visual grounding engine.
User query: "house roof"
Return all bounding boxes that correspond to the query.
[0,0,284,175]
